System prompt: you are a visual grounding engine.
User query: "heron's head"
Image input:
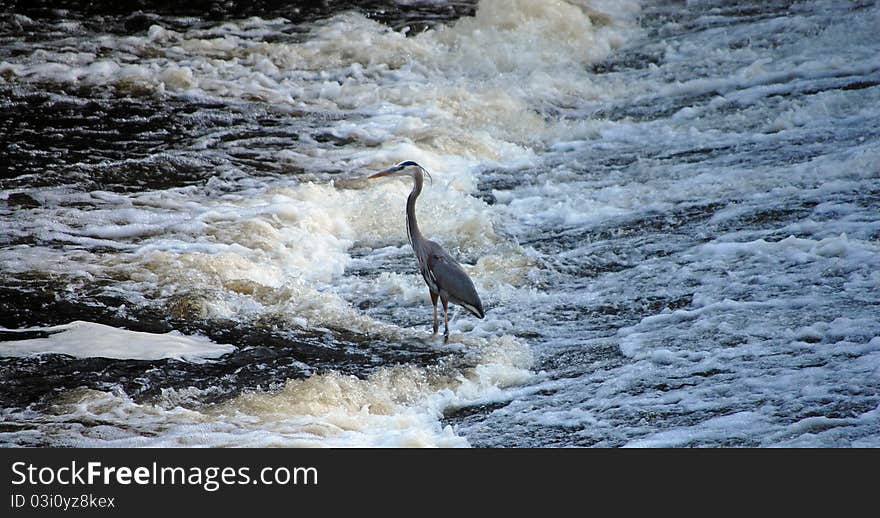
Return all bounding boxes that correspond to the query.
[368,161,432,184]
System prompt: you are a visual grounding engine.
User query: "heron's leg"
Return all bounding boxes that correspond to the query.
[430,292,439,335]
[441,296,449,343]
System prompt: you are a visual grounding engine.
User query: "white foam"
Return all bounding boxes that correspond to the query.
[693,234,878,266]
[0,321,235,362]
[0,0,638,161]
[623,411,771,448]
[1,334,532,447]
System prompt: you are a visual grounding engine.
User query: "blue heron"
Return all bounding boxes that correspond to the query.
[369,161,485,341]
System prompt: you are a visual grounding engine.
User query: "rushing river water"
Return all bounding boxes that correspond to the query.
[1,0,878,447]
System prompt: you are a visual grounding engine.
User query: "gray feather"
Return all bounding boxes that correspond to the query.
[425,244,485,319]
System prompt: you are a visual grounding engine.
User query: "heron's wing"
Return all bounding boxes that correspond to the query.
[426,245,485,319]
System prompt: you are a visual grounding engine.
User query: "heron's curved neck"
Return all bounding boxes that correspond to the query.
[406,169,424,248]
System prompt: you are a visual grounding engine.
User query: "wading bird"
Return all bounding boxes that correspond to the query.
[369,161,485,341]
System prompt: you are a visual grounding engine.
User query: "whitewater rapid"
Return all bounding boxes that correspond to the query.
[2,0,878,447]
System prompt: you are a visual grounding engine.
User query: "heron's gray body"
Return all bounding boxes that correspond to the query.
[370,160,485,340]
[418,240,485,319]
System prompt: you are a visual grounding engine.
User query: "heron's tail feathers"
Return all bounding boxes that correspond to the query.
[461,301,485,319]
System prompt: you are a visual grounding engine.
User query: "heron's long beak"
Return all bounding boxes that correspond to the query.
[368,167,399,179]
